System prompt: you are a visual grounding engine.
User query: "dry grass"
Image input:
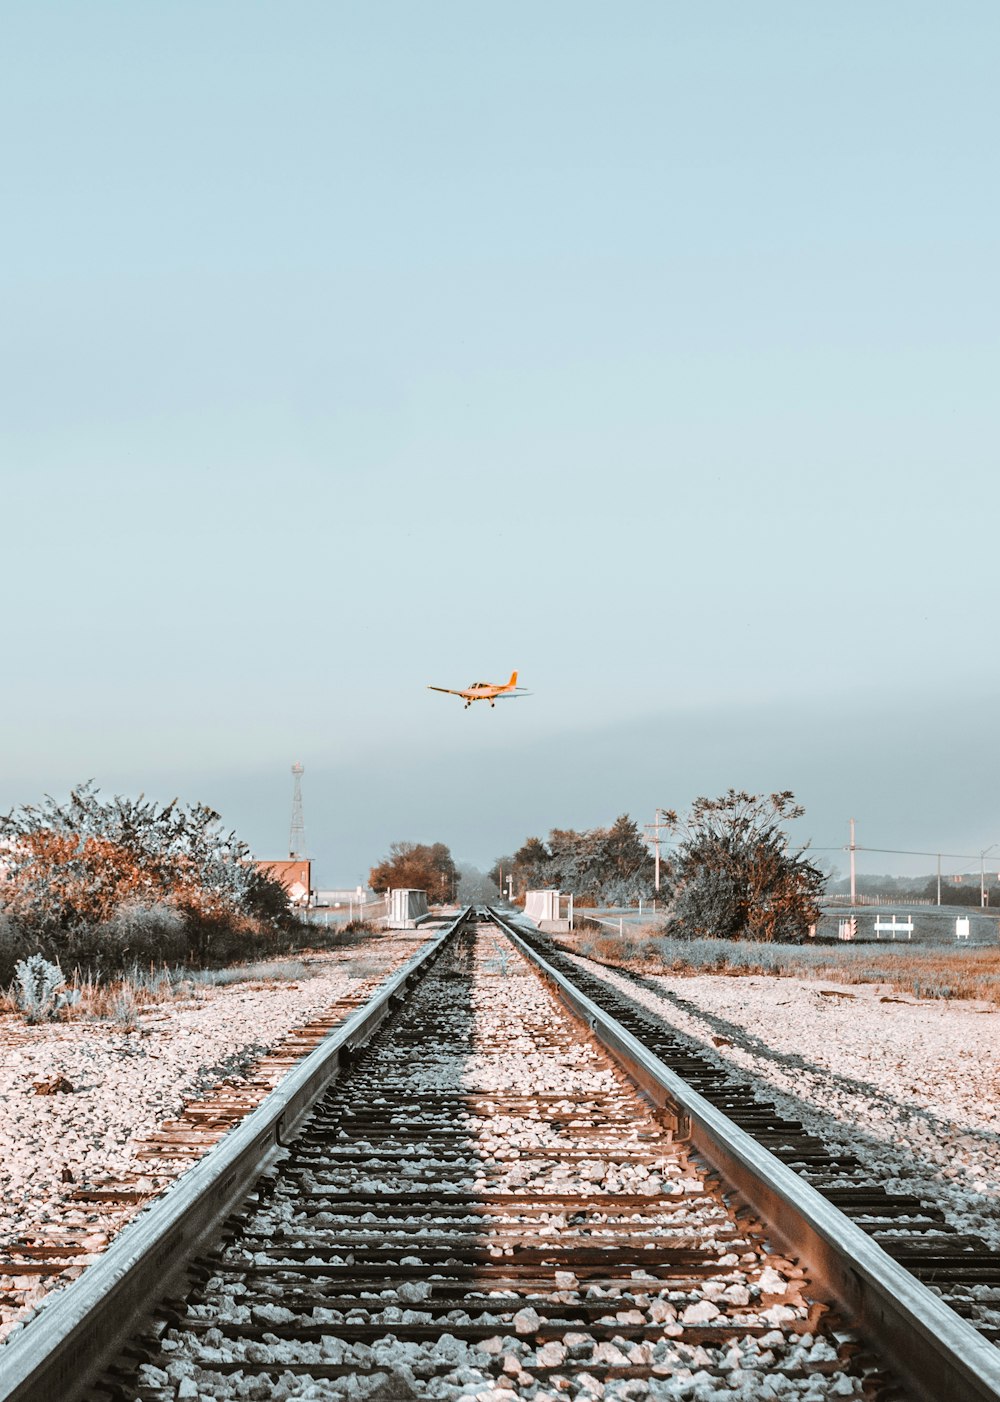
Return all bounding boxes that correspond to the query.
[0,917,399,1028]
[341,956,382,979]
[0,957,317,1027]
[568,930,1000,1005]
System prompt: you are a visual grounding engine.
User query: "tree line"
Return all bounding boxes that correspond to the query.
[369,791,823,943]
[490,815,654,906]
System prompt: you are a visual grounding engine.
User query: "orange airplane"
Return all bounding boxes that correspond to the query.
[427,670,530,710]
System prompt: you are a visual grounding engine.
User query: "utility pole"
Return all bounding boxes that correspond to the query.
[981,845,997,908]
[936,854,941,907]
[645,808,671,892]
[849,817,856,907]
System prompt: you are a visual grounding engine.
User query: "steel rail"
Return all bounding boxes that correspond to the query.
[489,907,1000,1402]
[0,909,472,1402]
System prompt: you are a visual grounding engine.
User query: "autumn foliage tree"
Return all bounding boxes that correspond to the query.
[369,841,459,904]
[0,783,292,974]
[662,790,823,942]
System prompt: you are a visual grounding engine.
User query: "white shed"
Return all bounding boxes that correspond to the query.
[524,890,570,931]
[387,889,430,929]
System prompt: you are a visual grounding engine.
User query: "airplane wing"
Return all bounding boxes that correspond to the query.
[427,686,465,696]
[495,691,532,699]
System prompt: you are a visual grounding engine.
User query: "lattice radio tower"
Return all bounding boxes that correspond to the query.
[289,762,307,859]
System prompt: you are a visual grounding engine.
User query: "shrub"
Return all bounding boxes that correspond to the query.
[342,919,379,936]
[54,903,192,975]
[0,914,31,986]
[661,791,823,942]
[101,902,189,962]
[14,953,66,1023]
[0,783,295,978]
[0,783,292,933]
[108,987,140,1030]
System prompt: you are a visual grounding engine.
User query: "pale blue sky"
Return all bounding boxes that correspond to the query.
[3,4,998,883]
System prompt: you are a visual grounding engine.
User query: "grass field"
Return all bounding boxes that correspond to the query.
[815,903,1000,944]
[567,930,1000,1005]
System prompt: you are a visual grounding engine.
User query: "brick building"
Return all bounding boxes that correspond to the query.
[255,858,311,906]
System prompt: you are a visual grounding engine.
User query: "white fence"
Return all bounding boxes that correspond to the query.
[303,896,388,926]
[872,913,915,940]
[826,894,934,908]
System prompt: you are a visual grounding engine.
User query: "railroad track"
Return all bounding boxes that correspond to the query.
[0,955,418,1331]
[1,908,999,1401]
[506,921,1000,1337]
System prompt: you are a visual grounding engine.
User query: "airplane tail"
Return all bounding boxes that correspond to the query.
[508,670,518,688]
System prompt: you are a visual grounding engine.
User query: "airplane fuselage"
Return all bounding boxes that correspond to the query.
[427,670,525,709]
[459,682,504,708]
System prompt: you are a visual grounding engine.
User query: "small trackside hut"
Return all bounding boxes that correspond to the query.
[385,888,430,929]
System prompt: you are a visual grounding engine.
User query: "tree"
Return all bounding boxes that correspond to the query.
[456,864,499,904]
[488,855,512,893]
[920,877,1000,908]
[662,790,822,942]
[511,837,553,894]
[594,815,655,905]
[546,827,601,900]
[369,841,459,904]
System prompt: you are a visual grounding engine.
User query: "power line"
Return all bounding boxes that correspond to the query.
[813,844,988,861]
